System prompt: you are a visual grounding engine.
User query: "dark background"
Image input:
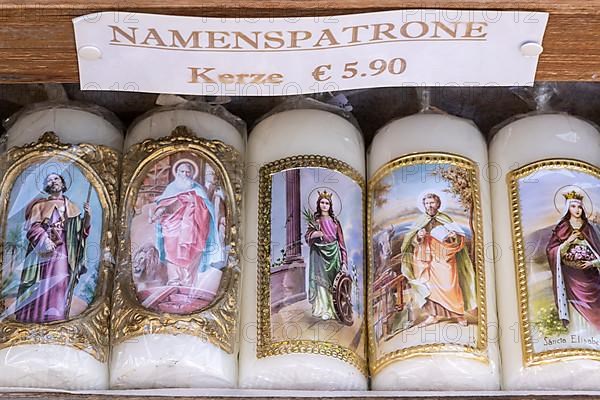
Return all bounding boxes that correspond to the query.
[1,83,599,145]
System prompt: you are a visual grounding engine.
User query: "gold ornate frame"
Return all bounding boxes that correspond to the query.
[508,158,600,366]
[112,126,243,354]
[367,152,489,374]
[0,132,119,362]
[256,154,368,376]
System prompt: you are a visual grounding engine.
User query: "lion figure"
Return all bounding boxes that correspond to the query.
[132,243,168,290]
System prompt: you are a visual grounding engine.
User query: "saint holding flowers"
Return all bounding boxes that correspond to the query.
[547,190,600,330]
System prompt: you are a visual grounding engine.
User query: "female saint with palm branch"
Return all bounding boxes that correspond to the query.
[303,190,348,321]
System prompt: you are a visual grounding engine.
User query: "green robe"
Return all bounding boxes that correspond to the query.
[308,241,342,302]
[305,217,346,320]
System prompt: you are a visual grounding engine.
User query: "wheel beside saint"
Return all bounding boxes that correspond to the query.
[332,272,354,326]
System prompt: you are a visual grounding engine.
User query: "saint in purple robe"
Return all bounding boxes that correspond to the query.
[14,173,90,323]
[546,196,600,330]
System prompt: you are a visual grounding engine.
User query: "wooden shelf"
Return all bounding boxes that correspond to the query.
[3,389,600,400]
[0,0,599,83]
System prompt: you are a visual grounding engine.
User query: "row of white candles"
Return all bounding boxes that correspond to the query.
[0,100,598,391]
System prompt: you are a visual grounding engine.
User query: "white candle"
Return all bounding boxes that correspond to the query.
[110,107,245,389]
[490,113,600,390]
[0,104,123,390]
[239,108,368,390]
[6,106,123,151]
[123,108,245,153]
[368,112,500,390]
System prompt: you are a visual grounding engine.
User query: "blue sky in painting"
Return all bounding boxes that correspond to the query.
[373,163,468,228]
[518,168,600,235]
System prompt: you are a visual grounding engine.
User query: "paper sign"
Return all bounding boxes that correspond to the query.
[73,10,548,96]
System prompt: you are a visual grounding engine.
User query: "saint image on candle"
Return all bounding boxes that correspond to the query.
[268,167,364,352]
[399,192,476,327]
[130,153,227,314]
[546,189,600,331]
[370,162,479,354]
[514,172,600,352]
[1,162,103,323]
[304,190,350,322]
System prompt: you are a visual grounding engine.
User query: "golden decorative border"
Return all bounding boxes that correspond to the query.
[367,152,489,374]
[256,155,368,376]
[508,158,600,366]
[0,132,119,362]
[111,126,243,354]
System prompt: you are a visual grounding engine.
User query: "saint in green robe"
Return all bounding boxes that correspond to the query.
[305,215,348,321]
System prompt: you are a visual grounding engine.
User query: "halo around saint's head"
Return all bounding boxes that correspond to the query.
[416,189,447,213]
[35,161,73,195]
[172,158,199,180]
[554,184,593,216]
[308,187,343,216]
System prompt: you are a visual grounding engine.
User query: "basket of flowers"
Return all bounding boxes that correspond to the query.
[563,242,598,269]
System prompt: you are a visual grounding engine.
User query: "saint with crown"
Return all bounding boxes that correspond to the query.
[546,189,600,330]
[304,189,348,321]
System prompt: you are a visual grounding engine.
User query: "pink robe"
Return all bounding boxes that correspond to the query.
[158,190,210,271]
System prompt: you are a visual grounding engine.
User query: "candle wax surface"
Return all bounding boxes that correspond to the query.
[368,113,500,391]
[239,108,368,390]
[110,108,244,389]
[0,106,123,390]
[490,113,600,390]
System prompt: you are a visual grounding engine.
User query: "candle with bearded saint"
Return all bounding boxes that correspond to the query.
[238,99,368,390]
[0,102,123,389]
[110,102,245,389]
[366,95,500,390]
[490,91,600,389]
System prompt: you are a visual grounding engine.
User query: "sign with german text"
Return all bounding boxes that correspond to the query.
[73,10,548,96]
